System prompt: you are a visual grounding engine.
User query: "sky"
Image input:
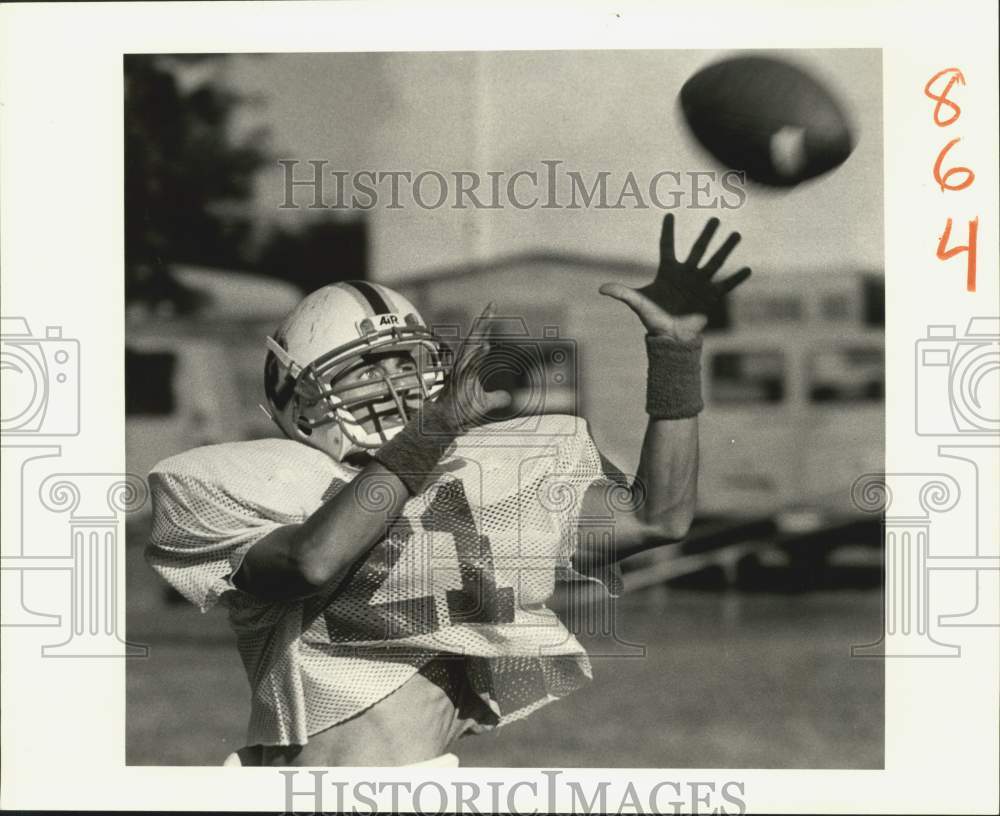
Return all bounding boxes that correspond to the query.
[223,49,884,283]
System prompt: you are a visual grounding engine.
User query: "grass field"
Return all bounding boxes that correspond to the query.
[126,529,884,768]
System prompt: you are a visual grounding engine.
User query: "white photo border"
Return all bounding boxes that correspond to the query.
[1,1,997,813]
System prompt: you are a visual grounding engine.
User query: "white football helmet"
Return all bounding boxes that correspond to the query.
[263,281,450,461]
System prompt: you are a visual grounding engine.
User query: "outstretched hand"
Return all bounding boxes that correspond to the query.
[599,214,752,343]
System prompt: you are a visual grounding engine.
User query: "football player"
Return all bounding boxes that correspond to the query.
[147,214,750,766]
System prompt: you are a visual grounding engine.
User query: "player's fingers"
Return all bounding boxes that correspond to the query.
[454,302,497,362]
[453,344,488,385]
[474,302,500,348]
[701,231,741,278]
[471,301,497,333]
[685,216,720,267]
[658,213,677,265]
[714,266,752,294]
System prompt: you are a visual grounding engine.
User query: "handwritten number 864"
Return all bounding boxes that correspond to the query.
[924,67,978,293]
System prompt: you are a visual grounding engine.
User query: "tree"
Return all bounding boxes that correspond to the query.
[124,54,269,314]
[257,218,369,294]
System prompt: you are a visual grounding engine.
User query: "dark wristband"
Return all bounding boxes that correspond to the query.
[371,401,463,496]
[645,334,704,419]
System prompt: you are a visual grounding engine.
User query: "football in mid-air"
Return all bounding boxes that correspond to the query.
[679,54,856,187]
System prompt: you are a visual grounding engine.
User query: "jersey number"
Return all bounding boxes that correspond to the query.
[324,479,515,642]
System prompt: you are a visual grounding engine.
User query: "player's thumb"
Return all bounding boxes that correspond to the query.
[600,283,647,316]
[483,388,511,413]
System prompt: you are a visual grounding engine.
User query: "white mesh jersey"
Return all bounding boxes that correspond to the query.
[147,414,622,747]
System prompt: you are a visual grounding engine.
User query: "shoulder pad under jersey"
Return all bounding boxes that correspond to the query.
[150,438,355,525]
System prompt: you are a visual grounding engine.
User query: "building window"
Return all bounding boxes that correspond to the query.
[863,275,885,326]
[736,296,803,325]
[821,293,852,320]
[710,351,785,404]
[808,346,884,403]
[125,349,177,415]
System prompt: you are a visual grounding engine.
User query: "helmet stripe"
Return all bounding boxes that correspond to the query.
[370,282,399,312]
[346,280,393,315]
[336,283,375,316]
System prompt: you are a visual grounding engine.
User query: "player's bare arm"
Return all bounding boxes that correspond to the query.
[578,214,752,565]
[233,306,509,601]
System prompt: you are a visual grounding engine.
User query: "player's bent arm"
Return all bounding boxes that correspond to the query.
[634,414,699,539]
[588,214,751,567]
[575,416,698,567]
[233,461,410,601]
[234,303,506,603]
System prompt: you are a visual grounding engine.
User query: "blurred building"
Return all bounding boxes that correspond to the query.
[398,256,885,525]
[125,265,298,482]
[124,258,884,529]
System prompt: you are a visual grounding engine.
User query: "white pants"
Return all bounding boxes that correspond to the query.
[222,750,459,768]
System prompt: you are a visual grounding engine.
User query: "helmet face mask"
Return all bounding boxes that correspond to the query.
[295,346,441,443]
[263,282,450,461]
